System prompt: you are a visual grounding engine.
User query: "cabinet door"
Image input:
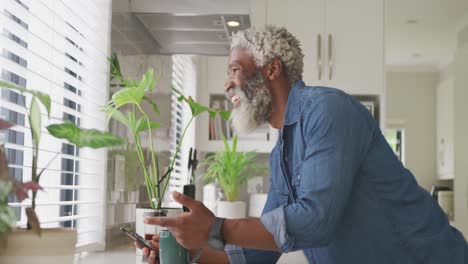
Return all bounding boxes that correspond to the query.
[266,0,325,85]
[325,0,384,95]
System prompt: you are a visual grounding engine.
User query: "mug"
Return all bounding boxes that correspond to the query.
[159,230,202,264]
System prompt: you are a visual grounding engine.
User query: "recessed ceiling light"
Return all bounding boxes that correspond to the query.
[406,19,418,24]
[227,20,240,27]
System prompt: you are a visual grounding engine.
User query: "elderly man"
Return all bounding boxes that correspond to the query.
[138,25,468,264]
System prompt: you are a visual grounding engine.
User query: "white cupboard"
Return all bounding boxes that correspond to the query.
[263,0,384,95]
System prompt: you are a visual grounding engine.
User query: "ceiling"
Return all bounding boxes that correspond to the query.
[386,0,468,70]
[111,0,250,56]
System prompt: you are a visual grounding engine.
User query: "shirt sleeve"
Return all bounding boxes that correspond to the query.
[225,244,281,264]
[261,93,375,252]
[224,181,283,263]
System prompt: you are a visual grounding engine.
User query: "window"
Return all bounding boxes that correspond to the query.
[1,89,26,106]
[63,98,80,112]
[384,128,405,163]
[2,29,28,48]
[60,156,79,228]
[62,143,79,156]
[164,55,197,207]
[4,10,28,30]
[64,67,82,81]
[2,70,27,88]
[7,167,22,220]
[64,82,81,96]
[14,0,29,10]
[65,53,83,66]
[3,49,27,67]
[65,37,84,52]
[5,148,23,165]
[63,112,80,126]
[0,108,25,126]
[4,130,25,145]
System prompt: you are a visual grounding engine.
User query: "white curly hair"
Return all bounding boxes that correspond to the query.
[230,25,304,85]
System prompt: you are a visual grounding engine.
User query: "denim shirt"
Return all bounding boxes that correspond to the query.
[225,80,467,264]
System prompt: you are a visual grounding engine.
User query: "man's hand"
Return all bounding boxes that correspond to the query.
[144,191,215,249]
[135,235,159,264]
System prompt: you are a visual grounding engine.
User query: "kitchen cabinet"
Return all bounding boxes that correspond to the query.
[255,0,384,95]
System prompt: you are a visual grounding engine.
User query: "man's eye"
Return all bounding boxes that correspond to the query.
[233,68,239,72]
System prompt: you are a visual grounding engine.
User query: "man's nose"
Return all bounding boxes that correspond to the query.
[224,80,235,93]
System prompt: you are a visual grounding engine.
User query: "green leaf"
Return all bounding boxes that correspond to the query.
[0,180,13,201]
[218,110,231,121]
[108,109,129,128]
[0,81,51,117]
[139,69,156,92]
[29,98,42,147]
[33,91,51,118]
[109,53,123,81]
[47,122,125,148]
[135,117,161,134]
[143,96,160,115]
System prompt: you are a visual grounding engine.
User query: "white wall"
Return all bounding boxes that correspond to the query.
[386,71,438,191]
[453,46,468,237]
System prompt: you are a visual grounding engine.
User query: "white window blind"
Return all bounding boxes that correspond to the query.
[2,0,112,249]
[163,55,197,208]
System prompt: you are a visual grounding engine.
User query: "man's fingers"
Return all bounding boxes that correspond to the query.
[172,191,198,210]
[142,247,150,256]
[134,242,142,249]
[148,250,157,264]
[144,216,178,227]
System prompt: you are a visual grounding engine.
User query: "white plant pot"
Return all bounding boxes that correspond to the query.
[135,207,183,263]
[0,228,77,264]
[248,193,268,218]
[217,201,246,219]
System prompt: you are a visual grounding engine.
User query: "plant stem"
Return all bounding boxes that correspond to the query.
[134,134,155,208]
[135,104,160,207]
[160,116,194,208]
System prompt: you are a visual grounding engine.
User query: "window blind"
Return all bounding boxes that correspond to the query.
[2,0,112,249]
[163,55,198,208]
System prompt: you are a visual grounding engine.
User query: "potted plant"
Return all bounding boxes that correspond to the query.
[0,81,124,264]
[106,54,230,251]
[203,135,266,219]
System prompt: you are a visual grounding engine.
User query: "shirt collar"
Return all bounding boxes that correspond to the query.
[283,79,305,125]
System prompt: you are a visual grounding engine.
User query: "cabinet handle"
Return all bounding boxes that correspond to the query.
[328,34,333,80]
[317,34,322,80]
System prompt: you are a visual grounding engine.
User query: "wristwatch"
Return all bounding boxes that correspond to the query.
[207,217,225,251]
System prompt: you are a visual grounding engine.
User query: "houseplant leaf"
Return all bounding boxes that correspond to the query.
[143,96,160,115]
[47,122,125,148]
[109,53,123,81]
[29,97,42,147]
[0,81,51,117]
[135,117,161,134]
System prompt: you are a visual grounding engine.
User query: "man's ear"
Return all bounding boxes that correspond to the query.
[264,58,283,81]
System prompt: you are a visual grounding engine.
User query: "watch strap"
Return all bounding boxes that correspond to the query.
[207,217,225,251]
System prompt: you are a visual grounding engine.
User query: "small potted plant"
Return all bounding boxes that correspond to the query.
[0,80,124,263]
[106,54,230,248]
[203,135,266,219]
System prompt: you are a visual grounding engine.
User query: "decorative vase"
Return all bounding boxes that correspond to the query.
[216,201,246,219]
[0,228,77,264]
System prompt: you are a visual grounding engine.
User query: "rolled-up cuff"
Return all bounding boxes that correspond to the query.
[260,206,294,252]
[225,244,247,264]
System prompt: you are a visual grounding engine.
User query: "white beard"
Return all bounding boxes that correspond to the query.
[227,72,272,134]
